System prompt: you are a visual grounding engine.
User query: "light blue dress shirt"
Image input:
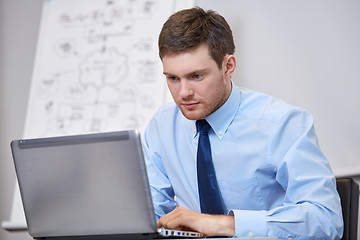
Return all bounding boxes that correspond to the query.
[143,84,343,239]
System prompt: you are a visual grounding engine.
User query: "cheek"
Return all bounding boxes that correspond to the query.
[206,77,225,94]
[167,82,180,99]
[206,80,228,104]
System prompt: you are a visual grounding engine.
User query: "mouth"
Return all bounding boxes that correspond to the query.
[181,102,199,110]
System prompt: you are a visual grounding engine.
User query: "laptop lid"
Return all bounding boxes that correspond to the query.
[11,130,158,239]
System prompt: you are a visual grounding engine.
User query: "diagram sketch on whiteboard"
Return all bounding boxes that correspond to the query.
[25,0,174,138]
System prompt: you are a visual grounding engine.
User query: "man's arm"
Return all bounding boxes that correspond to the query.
[157,207,235,237]
[229,110,344,239]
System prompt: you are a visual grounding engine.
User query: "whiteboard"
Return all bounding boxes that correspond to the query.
[2,0,195,230]
[25,0,174,138]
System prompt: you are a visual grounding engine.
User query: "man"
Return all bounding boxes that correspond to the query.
[143,7,343,239]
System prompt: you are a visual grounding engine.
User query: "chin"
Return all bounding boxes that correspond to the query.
[180,109,206,121]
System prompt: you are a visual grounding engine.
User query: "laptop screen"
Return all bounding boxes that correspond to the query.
[11,131,157,239]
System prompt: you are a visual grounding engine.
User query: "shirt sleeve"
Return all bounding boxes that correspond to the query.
[143,118,177,221]
[231,110,343,240]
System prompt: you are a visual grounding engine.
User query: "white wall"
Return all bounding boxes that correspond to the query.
[0,0,42,239]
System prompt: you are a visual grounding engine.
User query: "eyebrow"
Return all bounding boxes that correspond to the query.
[163,68,210,77]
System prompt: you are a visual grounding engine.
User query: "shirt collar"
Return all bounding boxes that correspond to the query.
[192,82,241,140]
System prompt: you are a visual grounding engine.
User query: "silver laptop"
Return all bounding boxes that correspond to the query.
[11,130,203,239]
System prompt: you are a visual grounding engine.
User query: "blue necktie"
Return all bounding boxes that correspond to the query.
[196,119,224,215]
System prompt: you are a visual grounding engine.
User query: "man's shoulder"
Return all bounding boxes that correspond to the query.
[238,87,307,123]
[154,101,179,119]
[149,101,185,129]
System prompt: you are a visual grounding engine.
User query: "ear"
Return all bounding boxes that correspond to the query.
[223,55,236,80]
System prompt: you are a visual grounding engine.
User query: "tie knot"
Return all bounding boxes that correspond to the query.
[196,119,211,134]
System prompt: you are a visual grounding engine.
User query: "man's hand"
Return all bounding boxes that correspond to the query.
[157,207,235,237]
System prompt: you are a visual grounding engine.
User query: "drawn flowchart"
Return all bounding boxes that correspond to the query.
[25,0,174,138]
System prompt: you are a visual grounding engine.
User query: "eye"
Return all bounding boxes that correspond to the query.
[166,76,179,81]
[192,74,202,80]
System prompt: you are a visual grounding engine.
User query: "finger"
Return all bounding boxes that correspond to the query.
[157,208,186,229]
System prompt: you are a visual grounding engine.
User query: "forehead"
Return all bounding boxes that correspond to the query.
[162,44,217,75]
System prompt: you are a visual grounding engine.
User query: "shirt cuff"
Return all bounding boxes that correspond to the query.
[229,209,267,238]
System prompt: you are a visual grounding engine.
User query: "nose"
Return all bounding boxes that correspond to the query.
[178,80,194,99]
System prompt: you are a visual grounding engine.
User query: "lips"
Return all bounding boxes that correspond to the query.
[182,102,199,109]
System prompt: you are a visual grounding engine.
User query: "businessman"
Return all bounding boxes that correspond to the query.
[143,7,343,239]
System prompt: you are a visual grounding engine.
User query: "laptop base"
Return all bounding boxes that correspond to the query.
[34,232,202,239]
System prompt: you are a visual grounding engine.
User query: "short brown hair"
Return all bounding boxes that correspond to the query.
[158,7,235,69]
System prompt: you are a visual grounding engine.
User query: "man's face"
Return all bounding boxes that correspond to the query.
[162,44,233,120]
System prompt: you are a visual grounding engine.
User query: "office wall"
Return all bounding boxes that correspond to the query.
[0,0,42,239]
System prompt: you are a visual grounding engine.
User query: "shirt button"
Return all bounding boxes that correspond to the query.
[218,131,223,135]
[248,232,254,237]
[193,129,196,134]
